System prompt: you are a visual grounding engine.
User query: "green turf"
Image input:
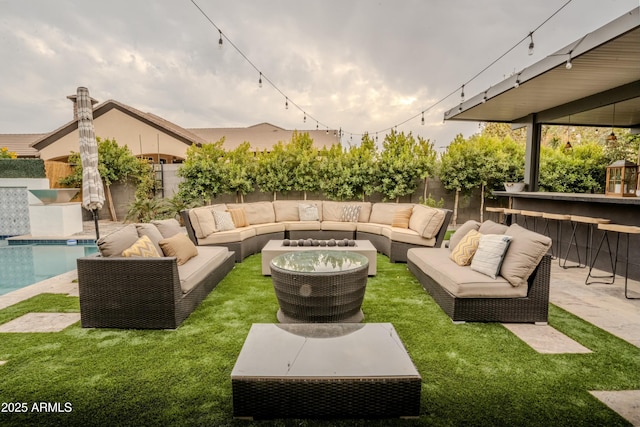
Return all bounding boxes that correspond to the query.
[0,253,638,426]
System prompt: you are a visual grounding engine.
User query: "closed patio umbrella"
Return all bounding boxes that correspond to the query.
[77,86,105,240]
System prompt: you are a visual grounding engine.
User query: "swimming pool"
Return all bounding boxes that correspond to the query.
[0,241,98,296]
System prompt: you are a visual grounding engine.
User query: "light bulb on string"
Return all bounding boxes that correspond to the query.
[258,72,262,88]
[565,57,572,69]
[421,112,425,125]
[514,73,521,88]
[326,127,329,134]
[285,98,288,109]
[218,30,223,48]
[482,91,488,103]
[316,121,319,130]
[528,32,534,56]
[303,112,306,123]
[460,85,465,102]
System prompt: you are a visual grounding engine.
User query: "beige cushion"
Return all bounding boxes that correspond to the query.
[321,221,357,232]
[135,223,164,255]
[409,205,446,239]
[273,200,301,222]
[97,223,139,257]
[500,224,552,287]
[382,226,436,247]
[213,210,236,231]
[299,203,320,221]
[470,234,512,279]
[478,220,508,235]
[408,248,527,298]
[369,203,414,225]
[189,208,217,238]
[280,221,321,231]
[122,235,161,258]
[151,218,183,239]
[226,202,274,224]
[250,222,285,235]
[197,227,256,245]
[391,207,413,228]
[227,208,249,228]
[450,229,482,266]
[449,220,481,252]
[322,201,345,222]
[356,222,384,235]
[159,233,198,266]
[177,246,229,293]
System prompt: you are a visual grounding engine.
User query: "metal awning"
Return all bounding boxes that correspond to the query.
[444,7,640,128]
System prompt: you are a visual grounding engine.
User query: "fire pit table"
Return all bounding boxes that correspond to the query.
[270,250,368,323]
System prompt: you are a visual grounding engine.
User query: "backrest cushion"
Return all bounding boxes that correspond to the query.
[159,233,198,266]
[151,218,183,239]
[370,203,414,225]
[97,223,139,257]
[500,223,552,287]
[122,235,161,258]
[449,229,482,266]
[449,220,481,252]
[470,234,512,279]
[409,205,446,239]
[136,223,165,255]
[391,206,413,228]
[188,208,217,238]
[226,202,274,224]
[478,220,509,235]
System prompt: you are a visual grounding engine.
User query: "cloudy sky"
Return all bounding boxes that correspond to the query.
[0,0,637,148]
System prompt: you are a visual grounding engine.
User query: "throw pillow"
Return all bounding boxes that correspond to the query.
[213,210,236,231]
[340,205,362,222]
[97,223,139,257]
[227,208,248,228]
[122,235,161,258]
[391,207,413,228]
[449,220,481,252]
[159,233,198,266]
[500,223,552,287]
[298,203,320,221]
[449,229,482,266]
[151,218,183,239]
[470,234,512,279]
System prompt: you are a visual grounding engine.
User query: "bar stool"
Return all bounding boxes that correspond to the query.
[564,215,611,269]
[541,213,571,262]
[502,208,520,226]
[485,207,505,224]
[519,210,543,233]
[587,223,640,299]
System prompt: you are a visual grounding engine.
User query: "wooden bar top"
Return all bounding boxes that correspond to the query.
[493,191,640,206]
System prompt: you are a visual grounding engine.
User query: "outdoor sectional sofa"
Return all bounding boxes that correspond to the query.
[181,200,453,263]
[77,219,235,329]
[407,220,552,323]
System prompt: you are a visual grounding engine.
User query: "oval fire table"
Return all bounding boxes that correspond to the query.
[270,250,369,323]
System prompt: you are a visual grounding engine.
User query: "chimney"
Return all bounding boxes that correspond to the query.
[67,91,99,120]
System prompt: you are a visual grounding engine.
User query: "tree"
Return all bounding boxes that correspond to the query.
[318,144,351,200]
[539,142,607,193]
[288,131,320,199]
[60,137,152,220]
[225,141,256,203]
[255,142,294,200]
[347,135,379,201]
[177,140,228,204]
[438,134,479,226]
[376,130,427,202]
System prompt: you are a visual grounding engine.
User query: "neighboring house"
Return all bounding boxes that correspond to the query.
[0,94,341,161]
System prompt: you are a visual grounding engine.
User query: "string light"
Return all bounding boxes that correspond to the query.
[607,103,617,142]
[514,73,521,88]
[190,0,573,140]
[285,97,288,109]
[565,56,573,69]
[482,91,488,103]
[303,112,306,123]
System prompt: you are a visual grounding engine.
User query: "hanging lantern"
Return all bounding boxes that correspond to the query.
[605,160,637,197]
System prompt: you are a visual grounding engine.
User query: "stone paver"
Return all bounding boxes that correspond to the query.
[589,390,640,427]
[0,313,80,333]
[503,323,592,354]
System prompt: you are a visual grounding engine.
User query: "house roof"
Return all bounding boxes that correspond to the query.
[188,123,341,151]
[444,7,640,128]
[31,99,209,151]
[0,134,45,157]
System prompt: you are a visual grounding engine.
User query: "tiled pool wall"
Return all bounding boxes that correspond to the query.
[0,187,30,237]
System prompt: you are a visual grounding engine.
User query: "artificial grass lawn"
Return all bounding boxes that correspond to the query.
[0,254,638,426]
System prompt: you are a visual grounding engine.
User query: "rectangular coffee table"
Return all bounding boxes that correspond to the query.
[231,323,421,420]
[261,239,377,275]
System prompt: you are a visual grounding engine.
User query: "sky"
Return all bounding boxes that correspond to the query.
[0,0,638,149]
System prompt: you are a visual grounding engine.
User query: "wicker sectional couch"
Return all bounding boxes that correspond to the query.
[407,220,552,323]
[181,201,453,263]
[77,220,235,329]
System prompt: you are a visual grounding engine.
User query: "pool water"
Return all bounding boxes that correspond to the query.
[0,241,98,296]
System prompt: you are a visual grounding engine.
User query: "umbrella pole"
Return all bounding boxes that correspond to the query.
[92,209,100,240]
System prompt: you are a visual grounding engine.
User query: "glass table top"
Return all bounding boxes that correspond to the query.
[270,250,368,273]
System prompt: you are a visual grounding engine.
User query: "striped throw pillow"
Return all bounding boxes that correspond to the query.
[391,207,413,228]
[470,234,512,279]
[227,208,248,228]
[122,235,161,258]
[449,229,482,266]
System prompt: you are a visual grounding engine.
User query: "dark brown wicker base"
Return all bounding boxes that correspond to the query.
[232,376,421,420]
[408,254,551,323]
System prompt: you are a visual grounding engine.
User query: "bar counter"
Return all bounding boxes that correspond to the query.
[493,191,640,282]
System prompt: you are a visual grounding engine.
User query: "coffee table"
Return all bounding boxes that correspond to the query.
[270,250,368,323]
[231,323,421,420]
[261,239,377,275]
